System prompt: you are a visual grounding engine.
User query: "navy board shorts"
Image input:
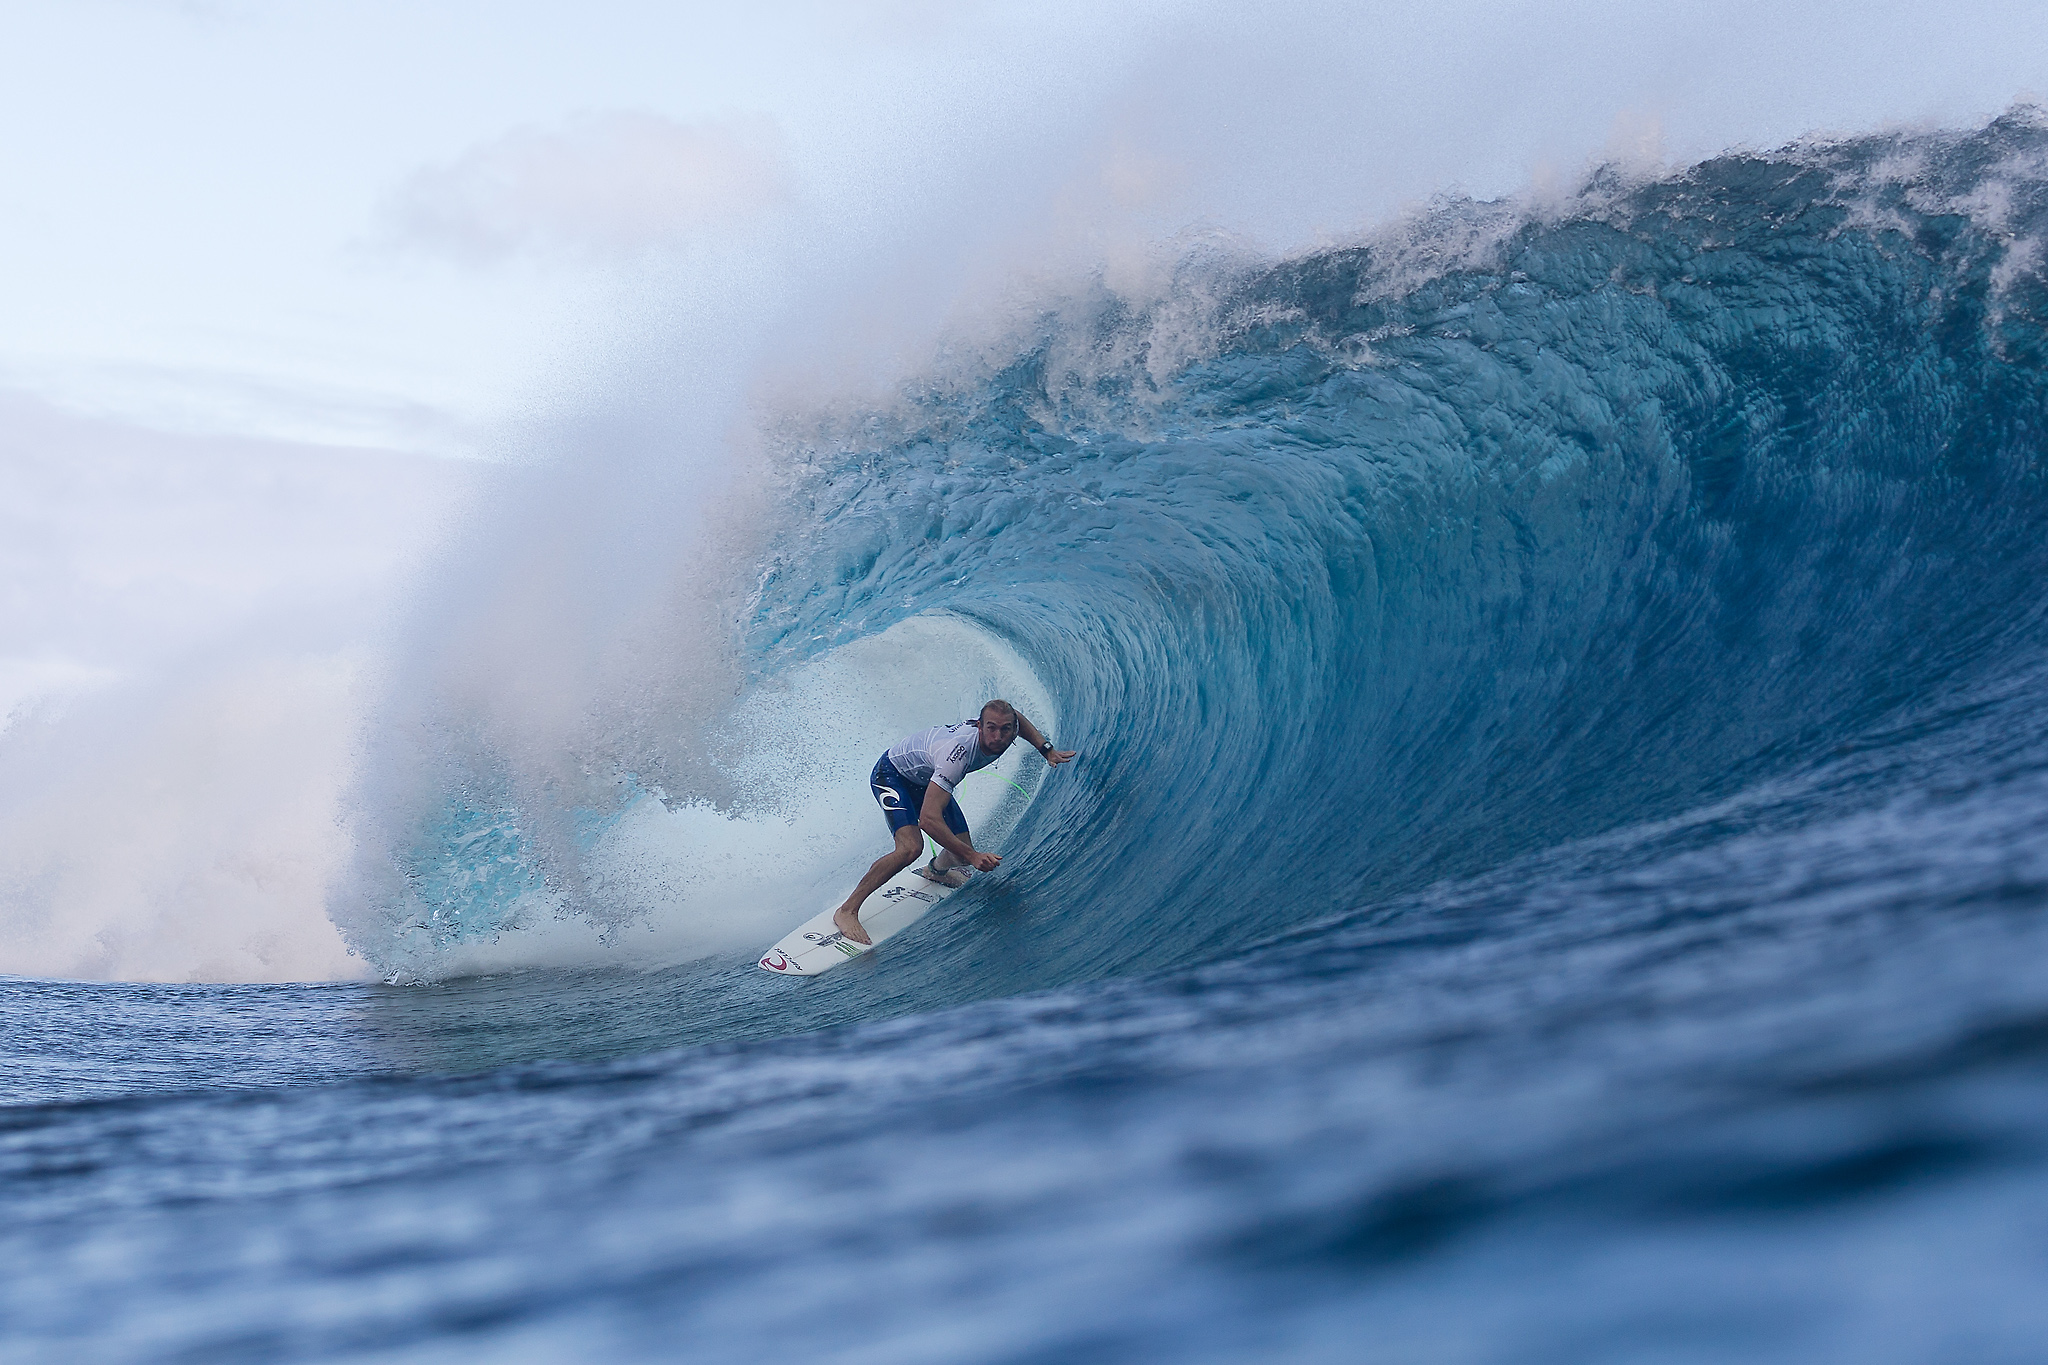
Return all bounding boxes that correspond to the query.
[870,753,969,838]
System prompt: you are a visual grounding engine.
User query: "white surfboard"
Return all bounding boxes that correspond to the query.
[758,863,964,977]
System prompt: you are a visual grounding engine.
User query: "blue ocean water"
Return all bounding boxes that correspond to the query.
[8,115,2048,1360]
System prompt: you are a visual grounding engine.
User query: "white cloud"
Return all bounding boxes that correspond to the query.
[383,110,794,262]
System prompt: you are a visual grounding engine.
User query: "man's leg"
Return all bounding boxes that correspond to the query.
[833,824,924,945]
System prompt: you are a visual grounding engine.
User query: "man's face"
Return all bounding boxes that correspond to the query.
[978,711,1018,754]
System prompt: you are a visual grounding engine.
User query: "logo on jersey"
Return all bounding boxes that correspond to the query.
[949,744,969,762]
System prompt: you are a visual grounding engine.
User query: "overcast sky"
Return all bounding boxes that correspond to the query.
[2,0,2045,457]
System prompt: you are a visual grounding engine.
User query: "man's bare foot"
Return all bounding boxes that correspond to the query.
[832,907,871,945]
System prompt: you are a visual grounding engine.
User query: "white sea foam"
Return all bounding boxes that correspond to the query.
[366,613,1055,981]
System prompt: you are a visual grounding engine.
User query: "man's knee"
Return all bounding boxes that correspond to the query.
[892,827,924,858]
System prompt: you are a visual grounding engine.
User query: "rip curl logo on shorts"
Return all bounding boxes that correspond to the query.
[876,786,904,809]
[760,952,792,972]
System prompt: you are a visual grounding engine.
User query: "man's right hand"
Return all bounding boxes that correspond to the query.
[970,851,1001,872]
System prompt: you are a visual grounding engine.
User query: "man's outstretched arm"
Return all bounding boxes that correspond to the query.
[1013,712,1077,767]
[919,783,1000,872]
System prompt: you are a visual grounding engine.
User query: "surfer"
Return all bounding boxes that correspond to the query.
[832,699,1076,945]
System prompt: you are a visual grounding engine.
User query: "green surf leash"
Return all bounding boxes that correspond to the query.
[977,768,1034,799]
[922,767,1032,858]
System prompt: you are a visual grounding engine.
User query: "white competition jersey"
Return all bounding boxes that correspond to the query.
[886,720,998,794]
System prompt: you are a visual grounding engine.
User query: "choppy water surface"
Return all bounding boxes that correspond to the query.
[7,117,2048,1361]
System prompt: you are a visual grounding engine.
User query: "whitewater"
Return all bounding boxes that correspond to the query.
[7,113,2048,1360]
